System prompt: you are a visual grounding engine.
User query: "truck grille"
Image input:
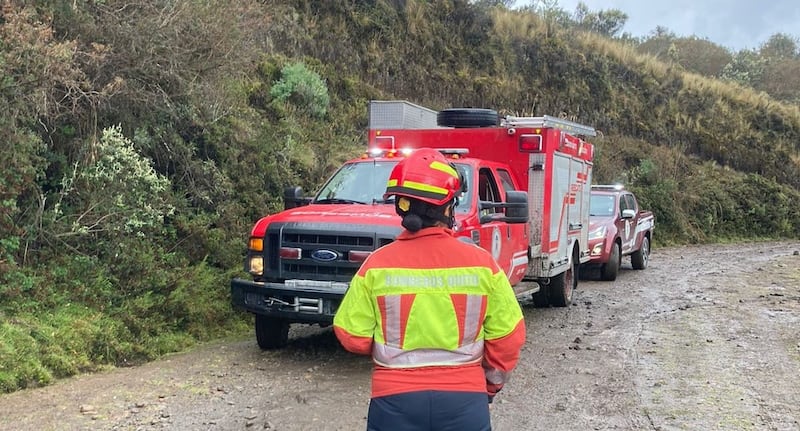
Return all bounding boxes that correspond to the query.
[263,223,399,283]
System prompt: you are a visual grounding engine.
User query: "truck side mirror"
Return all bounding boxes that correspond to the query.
[504,191,529,222]
[283,186,312,210]
[478,191,529,224]
[621,209,636,219]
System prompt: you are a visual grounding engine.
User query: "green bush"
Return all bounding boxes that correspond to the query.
[270,62,330,118]
[53,125,174,243]
[0,318,56,392]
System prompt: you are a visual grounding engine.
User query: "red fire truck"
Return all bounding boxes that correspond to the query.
[231,100,596,349]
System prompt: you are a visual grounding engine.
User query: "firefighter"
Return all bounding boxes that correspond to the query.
[333,148,526,431]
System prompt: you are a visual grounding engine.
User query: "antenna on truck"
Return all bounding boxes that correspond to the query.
[503,115,597,137]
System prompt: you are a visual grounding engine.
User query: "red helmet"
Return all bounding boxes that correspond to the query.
[384,148,463,206]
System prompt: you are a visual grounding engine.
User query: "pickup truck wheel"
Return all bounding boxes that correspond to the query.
[437,108,500,128]
[548,261,575,307]
[255,315,290,350]
[600,243,621,281]
[631,237,650,270]
[532,284,550,308]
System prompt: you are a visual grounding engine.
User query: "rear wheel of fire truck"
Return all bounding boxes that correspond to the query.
[437,108,500,128]
[549,259,577,307]
[631,236,650,270]
[531,284,550,308]
[255,315,289,350]
[600,243,621,281]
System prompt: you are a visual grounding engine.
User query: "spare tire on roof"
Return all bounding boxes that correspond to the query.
[437,108,500,128]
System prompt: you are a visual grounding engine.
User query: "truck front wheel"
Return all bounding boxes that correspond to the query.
[255,315,290,350]
[600,243,621,281]
[631,236,650,270]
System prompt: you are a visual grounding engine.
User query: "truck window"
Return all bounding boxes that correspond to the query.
[478,168,502,214]
[453,163,472,214]
[315,160,397,203]
[623,194,637,212]
[314,159,475,212]
[497,169,516,193]
[590,194,615,217]
[619,193,637,214]
[618,194,629,215]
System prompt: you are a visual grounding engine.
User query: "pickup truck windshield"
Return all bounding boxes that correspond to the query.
[590,194,615,217]
[315,159,472,213]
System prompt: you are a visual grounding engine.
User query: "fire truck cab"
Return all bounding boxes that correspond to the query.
[231,100,596,349]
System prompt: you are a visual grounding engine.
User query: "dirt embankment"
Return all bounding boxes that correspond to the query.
[1,241,798,431]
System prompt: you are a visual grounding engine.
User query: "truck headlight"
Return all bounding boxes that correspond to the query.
[588,226,606,240]
[248,256,264,276]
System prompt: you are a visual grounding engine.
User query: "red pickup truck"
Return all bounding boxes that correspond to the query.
[586,184,655,281]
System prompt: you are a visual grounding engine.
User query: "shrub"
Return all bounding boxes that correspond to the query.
[269,62,330,118]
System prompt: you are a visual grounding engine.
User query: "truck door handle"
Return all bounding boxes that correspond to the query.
[569,223,582,230]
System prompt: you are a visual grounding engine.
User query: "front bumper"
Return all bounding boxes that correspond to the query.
[230,278,348,324]
[587,239,609,265]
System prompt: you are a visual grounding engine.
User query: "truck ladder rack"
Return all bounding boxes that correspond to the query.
[503,115,597,137]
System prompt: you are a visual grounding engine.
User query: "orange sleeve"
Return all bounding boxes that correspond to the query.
[482,319,526,395]
[333,325,373,355]
[483,319,526,370]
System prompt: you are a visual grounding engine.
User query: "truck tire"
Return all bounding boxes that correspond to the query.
[600,243,621,281]
[255,315,289,350]
[631,236,650,270]
[532,284,550,308]
[549,260,576,307]
[437,108,500,128]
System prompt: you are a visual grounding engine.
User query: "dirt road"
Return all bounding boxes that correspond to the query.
[1,241,798,431]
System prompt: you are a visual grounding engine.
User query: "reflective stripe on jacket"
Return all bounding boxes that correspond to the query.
[333,227,525,398]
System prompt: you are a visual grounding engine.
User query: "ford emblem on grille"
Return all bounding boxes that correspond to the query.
[310,249,339,262]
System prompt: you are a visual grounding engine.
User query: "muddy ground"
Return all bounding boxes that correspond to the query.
[1,241,799,431]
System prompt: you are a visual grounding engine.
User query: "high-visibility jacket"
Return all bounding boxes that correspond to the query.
[333,227,526,399]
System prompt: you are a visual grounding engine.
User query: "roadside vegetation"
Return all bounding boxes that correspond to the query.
[1,0,798,393]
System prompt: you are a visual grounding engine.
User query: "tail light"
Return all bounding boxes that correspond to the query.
[519,134,543,152]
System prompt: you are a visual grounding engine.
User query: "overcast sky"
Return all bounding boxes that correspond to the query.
[517,0,800,52]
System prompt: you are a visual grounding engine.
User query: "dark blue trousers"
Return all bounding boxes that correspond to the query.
[367,390,491,431]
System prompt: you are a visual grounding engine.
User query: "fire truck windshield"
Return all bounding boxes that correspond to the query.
[314,160,472,213]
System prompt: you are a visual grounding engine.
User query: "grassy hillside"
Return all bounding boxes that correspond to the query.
[0,0,798,393]
[283,1,800,240]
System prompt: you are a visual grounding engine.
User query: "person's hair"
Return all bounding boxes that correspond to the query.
[395,196,453,232]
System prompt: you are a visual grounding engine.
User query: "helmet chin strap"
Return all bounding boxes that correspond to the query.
[414,199,454,229]
[396,197,456,230]
[446,200,456,229]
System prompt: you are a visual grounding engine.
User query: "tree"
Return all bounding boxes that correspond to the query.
[0,3,92,268]
[47,126,174,254]
[759,33,799,60]
[758,58,800,102]
[637,26,677,58]
[519,0,572,35]
[720,49,767,87]
[670,38,733,77]
[572,2,628,37]
[473,0,515,7]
